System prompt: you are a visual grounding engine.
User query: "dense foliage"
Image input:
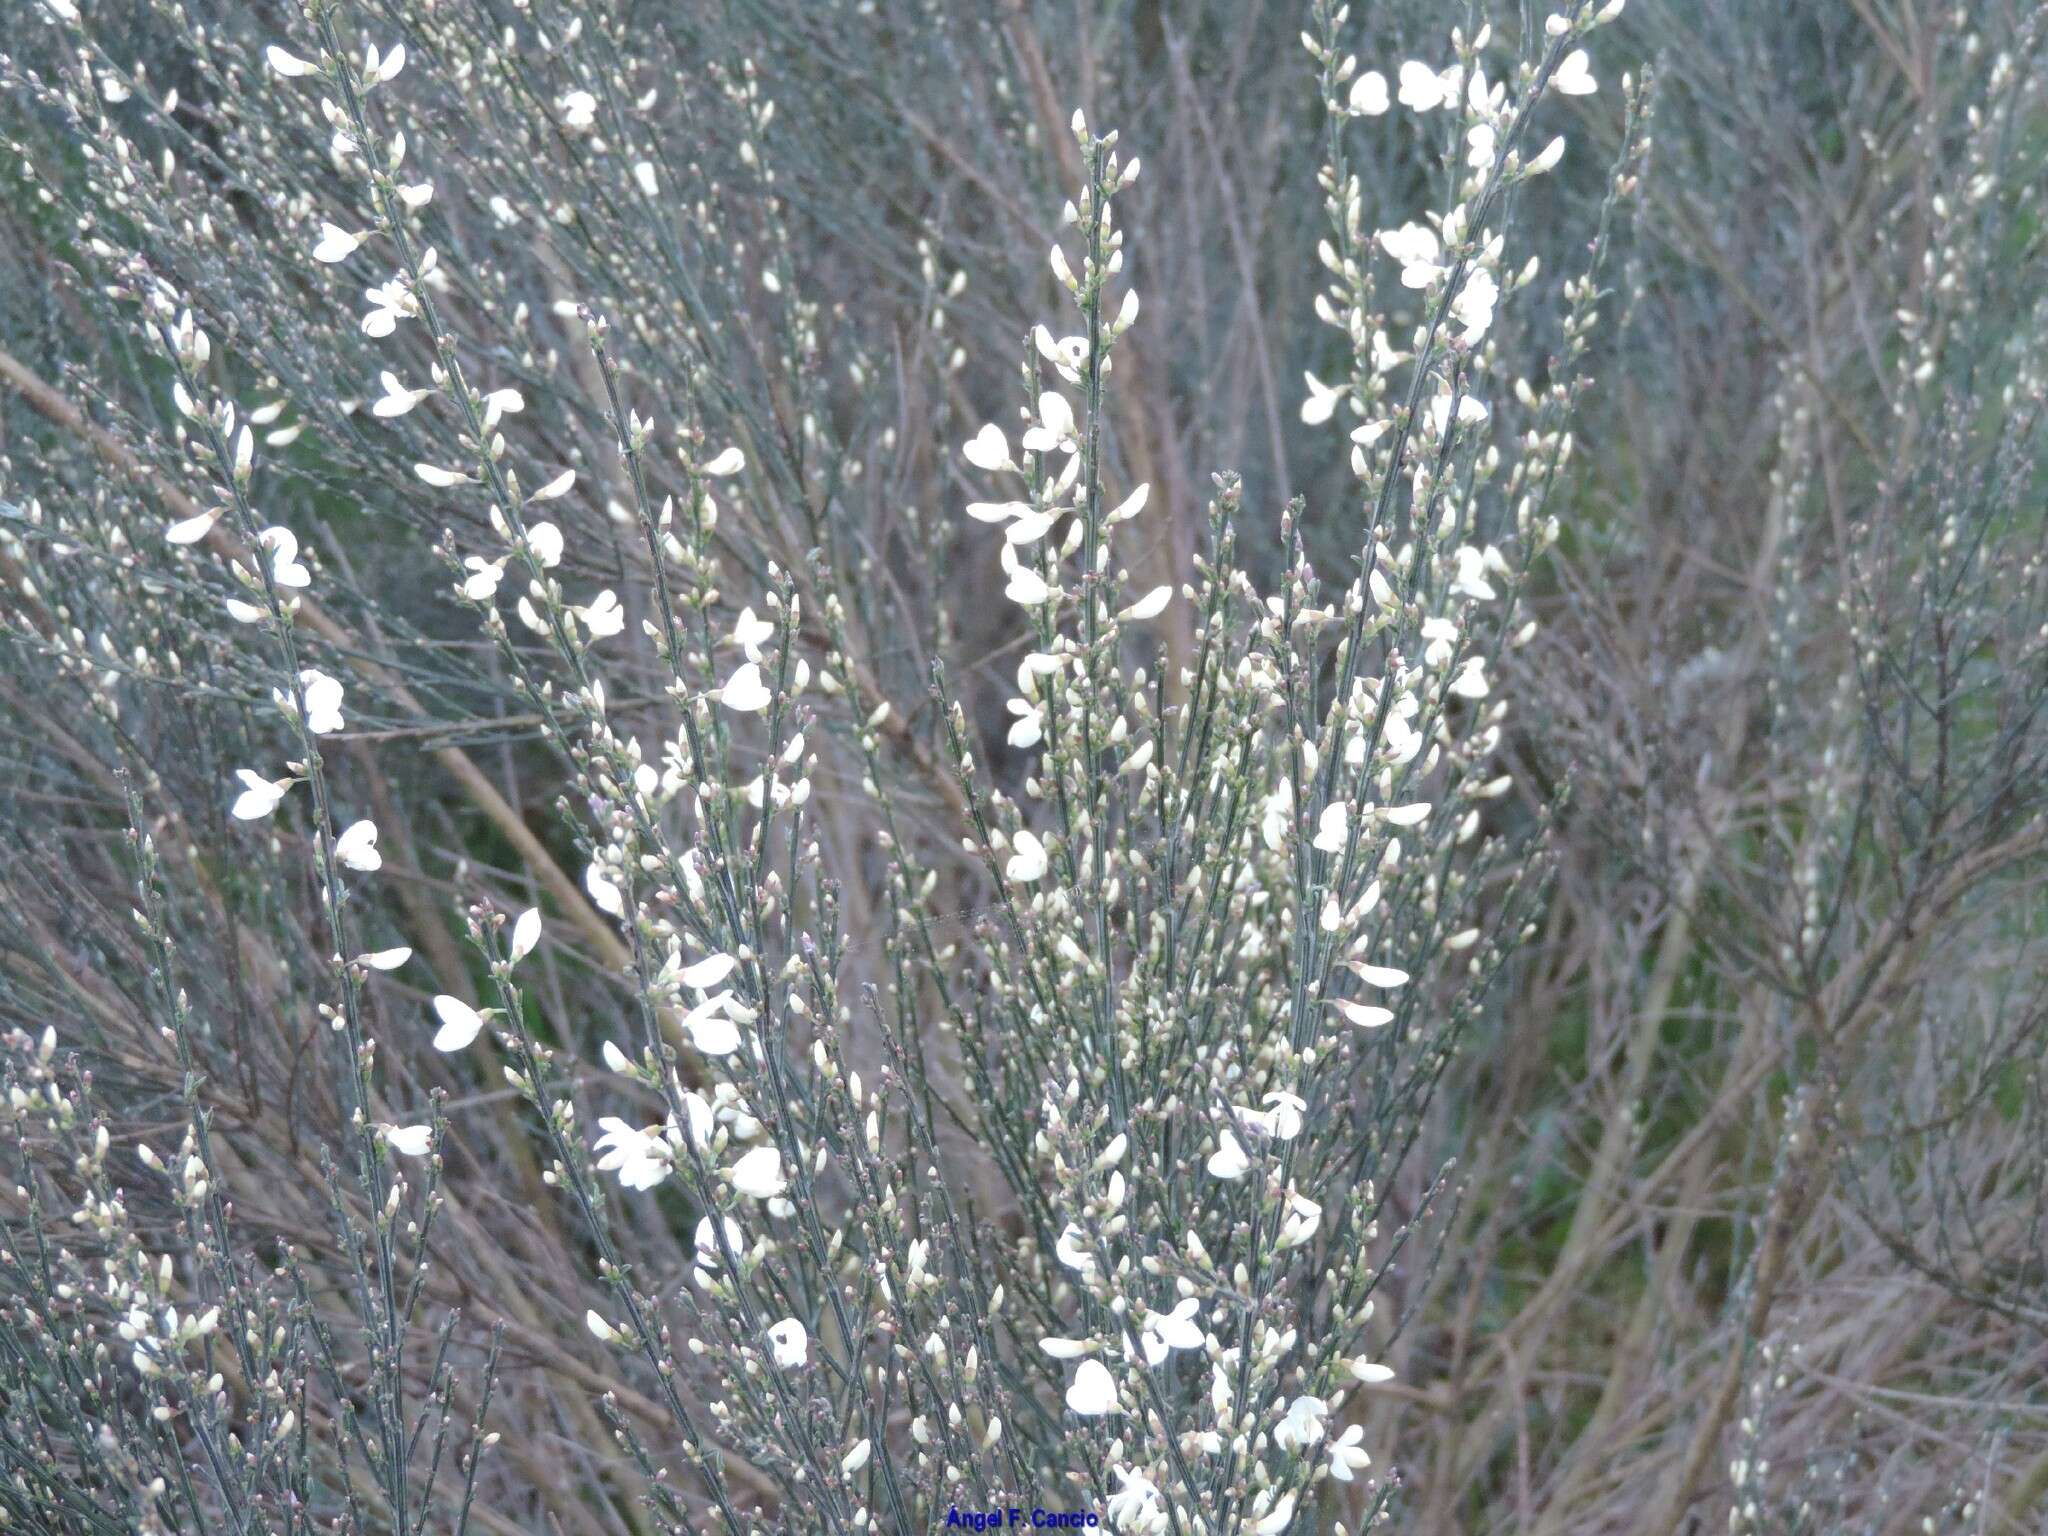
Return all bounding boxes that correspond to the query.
[0,1,2042,1533]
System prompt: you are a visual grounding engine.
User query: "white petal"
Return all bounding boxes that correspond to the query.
[1351,963,1409,989]
[702,446,746,477]
[680,953,738,991]
[358,947,412,971]
[385,1124,433,1157]
[585,863,624,916]
[1206,1129,1252,1180]
[1117,585,1172,622]
[1331,999,1393,1030]
[509,907,542,963]
[529,469,576,502]
[165,509,221,545]
[266,45,318,78]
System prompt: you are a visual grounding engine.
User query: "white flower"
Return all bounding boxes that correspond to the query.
[332,819,381,872]
[1349,962,1410,989]
[165,508,221,544]
[1278,1190,1322,1250]
[414,462,469,488]
[258,526,311,587]
[1330,1423,1374,1482]
[1107,483,1151,524]
[963,423,1013,472]
[702,446,746,477]
[529,469,576,503]
[682,992,743,1057]
[1205,1128,1252,1180]
[558,90,598,129]
[357,946,412,971]
[371,371,429,418]
[297,669,345,735]
[632,160,659,197]
[1000,543,1053,606]
[585,862,625,916]
[1397,60,1452,111]
[312,224,363,264]
[462,557,507,600]
[1330,998,1394,1030]
[1349,1355,1396,1385]
[1426,391,1489,438]
[1553,48,1598,96]
[585,1310,620,1344]
[1251,1492,1296,1535]
[230,770,292,821]
[1260,778,1294,851]
[1259,1091,1307,1141]
[694,1214,746,1260]
[1038,1336,1095,1360]
[509,907,542,963]
[1450,544,1498,601]
[1452,268,1500,343]
[1450,656,1491,699]
[1065,1359,1118,1416]
[1274,1393,1328,1453]
[681,953,738,990]
[1467,120,1498,171]
[1034,325,1089,382]
[1054,1222,1096,1275]
[1020,390,1077,454]
[1118,585,1173,623]
[1378,222,1444,288]
[1005,829,1048,883]
[1139,1297,1204,1366]
[1380,801,1433,826]
[363,41,406,86]
[841,1439,872,1475]
[1527,135,1568,176]
[1300,371,1347,426]
[575,589,625,640]
[520,521,563,570]
[266,45,318,78]
[384,1123,433,1157]
[1348,70,1390,116]
[1006,696,1045,749]
[1106,1468,1166,1533]
[729,607,776,662]
[1312,802,1348,853]
[595,1118,673,1190]
[719,662,772,713]
[766,1317,808,1368]
[729,1145,787,1200]
[361,275,417,337]
[430,995,486,1052]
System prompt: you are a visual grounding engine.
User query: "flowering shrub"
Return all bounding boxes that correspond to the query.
[2,0,2043,1532]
